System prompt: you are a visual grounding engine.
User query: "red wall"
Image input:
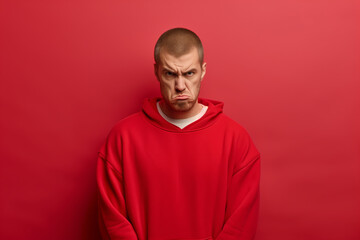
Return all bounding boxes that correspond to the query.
[1,1,359,239]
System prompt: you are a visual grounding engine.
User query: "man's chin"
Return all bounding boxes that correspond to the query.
[170,99,194,111]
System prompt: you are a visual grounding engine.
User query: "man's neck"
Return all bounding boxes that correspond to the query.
[159,100,203,119]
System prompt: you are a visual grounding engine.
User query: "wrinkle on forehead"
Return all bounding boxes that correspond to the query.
[163,61,194,73]
[160,49,200,73]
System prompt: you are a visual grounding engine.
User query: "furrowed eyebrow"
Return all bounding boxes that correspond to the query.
[183,68,197,73]
[161,66,197,74]
[162,67,176,73]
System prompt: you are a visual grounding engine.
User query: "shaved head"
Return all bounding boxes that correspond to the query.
[154,28,204,65]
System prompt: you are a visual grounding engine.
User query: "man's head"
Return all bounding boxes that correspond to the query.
[154,28,204,65]
[154,28,207,119]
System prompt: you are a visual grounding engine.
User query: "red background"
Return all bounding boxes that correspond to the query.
[1,1,359,239]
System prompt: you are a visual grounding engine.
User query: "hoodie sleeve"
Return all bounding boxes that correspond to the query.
[97,143,138,239]
[215,134,261,240]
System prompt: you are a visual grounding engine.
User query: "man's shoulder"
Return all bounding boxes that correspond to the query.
[220,113,260,157]
[217,113,259,150]
[108,111,144,134]
[219,113,248,133]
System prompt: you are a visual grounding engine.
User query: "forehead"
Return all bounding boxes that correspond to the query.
[158,47,201,69]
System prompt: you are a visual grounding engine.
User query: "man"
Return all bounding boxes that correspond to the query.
[97,28,260,240]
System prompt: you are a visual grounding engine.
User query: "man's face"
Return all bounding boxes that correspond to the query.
[155,47,206,117]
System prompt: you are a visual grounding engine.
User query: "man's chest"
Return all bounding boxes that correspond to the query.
[121,130,235,190]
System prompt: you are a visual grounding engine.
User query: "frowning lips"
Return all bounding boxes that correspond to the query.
[173,95,190,100]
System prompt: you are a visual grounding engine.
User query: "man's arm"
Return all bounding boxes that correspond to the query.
[97,153,138,240]
[215,140,261,240]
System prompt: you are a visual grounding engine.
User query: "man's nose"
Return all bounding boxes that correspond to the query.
[175,76,186,92]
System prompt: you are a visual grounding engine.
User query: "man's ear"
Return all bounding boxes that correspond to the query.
[154,63,159,81]
[200,62,207,81]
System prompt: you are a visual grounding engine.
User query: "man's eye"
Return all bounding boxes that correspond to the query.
[186,72,194,76]
[166,72,174,76]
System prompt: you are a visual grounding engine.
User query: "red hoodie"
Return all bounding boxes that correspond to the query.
[97,98,260,240]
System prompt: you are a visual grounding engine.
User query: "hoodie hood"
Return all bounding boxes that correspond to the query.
[141,97,224,132]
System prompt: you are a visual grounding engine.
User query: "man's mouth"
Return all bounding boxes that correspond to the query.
[174,95,189,100]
